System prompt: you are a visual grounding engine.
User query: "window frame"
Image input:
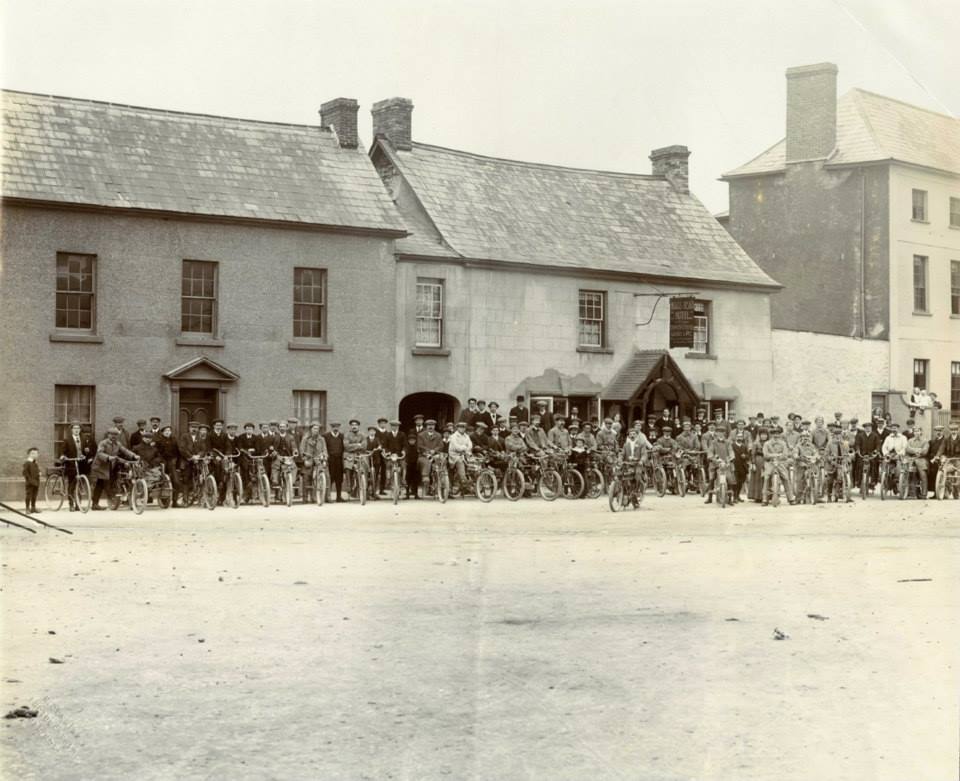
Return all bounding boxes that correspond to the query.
[181,259,219,336]
[913,358,929,391]
[911,189,928,222]
[913,255,929,314]
[952,362,960,418]
[54,384,95,458]
[292,267,328,341]
[691,299,712,355]
[292,390,327,429]
[415,278,444,348]
[577,290,606,348]
[54,252,97,332]
[952,260,960,316]
[950,197,960,229]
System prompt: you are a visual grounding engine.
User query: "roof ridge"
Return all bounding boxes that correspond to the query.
[410,141,664,181]
[2,88,330,133]
[846,87,958,122]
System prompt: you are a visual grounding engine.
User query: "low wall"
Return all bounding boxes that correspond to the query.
[771,330,889,421]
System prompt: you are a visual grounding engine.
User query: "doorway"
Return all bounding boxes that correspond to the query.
[399,392,460,432]
[178,387,218,432]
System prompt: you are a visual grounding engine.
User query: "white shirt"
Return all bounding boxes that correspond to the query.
[448,431,473,458]
[882,434,906,457]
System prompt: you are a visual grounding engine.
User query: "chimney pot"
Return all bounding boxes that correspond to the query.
[649,145,690,194]
[785,62,838,162]
[372,97,414,151]
[320,97,359,149]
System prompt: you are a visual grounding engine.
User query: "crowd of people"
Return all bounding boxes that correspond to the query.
[24,396,960,513]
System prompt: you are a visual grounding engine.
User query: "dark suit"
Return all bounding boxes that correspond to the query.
[62,433,94,509]
[474,411,494,431]
[323,431,345,499]
[928,435,945,492]
[459,409,477,426]
[509,405,529,424]
[129,429,148,450]
[536,410,554,433]
[154,434,182,501]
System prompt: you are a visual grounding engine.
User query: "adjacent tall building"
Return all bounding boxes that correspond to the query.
[722,63,960,424]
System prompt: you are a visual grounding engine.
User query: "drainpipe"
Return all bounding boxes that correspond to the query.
[859,168,867,339]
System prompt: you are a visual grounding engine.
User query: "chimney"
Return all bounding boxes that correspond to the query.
[785,63,838,162]
[649,145,690,194]
[320,97,359,149]
[372,97,413,151]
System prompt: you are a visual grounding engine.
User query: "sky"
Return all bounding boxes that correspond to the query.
[2,0,957,213]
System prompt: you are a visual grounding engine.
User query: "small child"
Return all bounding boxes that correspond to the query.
[22,447,41,514]
[403,433,420,499]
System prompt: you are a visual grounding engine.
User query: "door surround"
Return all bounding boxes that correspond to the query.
[163,357,239,435]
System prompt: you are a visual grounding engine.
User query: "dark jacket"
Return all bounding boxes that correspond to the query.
[129,429,149,450]
[380,430,405,456]
[474,411,494,431]
[855,431,881,456]
[22,460,40,487]
[61,432,94,475]
[939,435,960,458]
[508,405,529,424]
[155,435,180,462]
[323,431,345,458]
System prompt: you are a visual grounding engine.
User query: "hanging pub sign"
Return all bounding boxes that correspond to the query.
[669,296,696,348]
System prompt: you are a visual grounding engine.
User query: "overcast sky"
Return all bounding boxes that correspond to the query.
[2,0,957,213]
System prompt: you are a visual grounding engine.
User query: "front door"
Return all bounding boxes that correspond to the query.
[178,387,218,432]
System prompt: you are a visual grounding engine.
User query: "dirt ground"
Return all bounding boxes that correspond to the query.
[1,494,958,781]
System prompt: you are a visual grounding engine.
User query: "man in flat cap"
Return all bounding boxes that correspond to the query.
[90,427,139,510]
[342,419,366,500]
[416,419,443,497]
[129,419,149,450]
[109,415,130,449]
[323,422,345,502]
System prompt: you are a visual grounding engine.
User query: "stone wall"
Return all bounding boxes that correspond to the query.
[770,329,889,420]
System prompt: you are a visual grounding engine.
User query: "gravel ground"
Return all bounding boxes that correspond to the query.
[2,494,958,780]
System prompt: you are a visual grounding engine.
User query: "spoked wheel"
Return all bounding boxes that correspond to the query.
[358,472,367,506]
[75,475,91,513]
[110,484,126,511]
[608,480,626,512]
[258,473,271,507]
[770,474,781,507]
[158,474,173,509]
[503,468,525,501]
[561,468,584,500]
[583,468,604,499]
[860,469,869,500]
[654,467,667,498]
[202,475,218,510]
[697,469,708,497]
[297,474,306,504]
[935,470,945,500]
[717,475,727,508]
[131,478,148,515]
[436,472,450,503]
[391,470,401,505]
[880,468,888,501]
[898,471,908,501]
[283,473,294,507]
[225,472,243,508]
[538,469,562,501]
[676,469,687,498]
[44,474,66,511]
[476,470,497,503]
[314,469,327,507]
[842,472,852,502]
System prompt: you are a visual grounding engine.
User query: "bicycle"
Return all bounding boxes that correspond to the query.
[344,451,374,505]
[214,450,244,509]
[680,450,708,497]
[651,451,685,497]
[450,453,498,502]
[428,452,450,503]
[879,454,900,501]
[247,454,272,507]
[712,457,732,508]
[935,456,960,500]
[383,453,404,505]
[183,455,218,510]
[142,462,174,509]
[544,450,583,500]
[501,452,561,501]
[898,457,926,501]
[858,451,879,500]
[793,457,820,505]
[110,458,144,513]
[305,455,328,507]
[763,456,790,507]
[45,456,91,513]
[608,456,645,512]
[275,454,298,507]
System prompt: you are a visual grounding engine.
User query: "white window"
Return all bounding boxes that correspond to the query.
[950,197,960,229]
[691,300,711,354]
[913,255,928,313]
[911,189,927,221]
[54,385,95,457]
[578,290,605,347]
[416,279,443,347]
[293,390,326,428]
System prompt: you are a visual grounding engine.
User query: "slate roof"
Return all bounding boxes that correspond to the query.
[377,141,779,288]
[724,88,960,178]
[1,90,407,234]
[602,350,669,401]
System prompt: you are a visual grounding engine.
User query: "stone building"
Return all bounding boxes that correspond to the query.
[0,90,405,496]
[368,98,780,429]
[722,63,960,425]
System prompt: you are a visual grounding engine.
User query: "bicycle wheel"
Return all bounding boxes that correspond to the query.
[131,479,148,515]
[158,474,173,509]
[437,472,450,503]
[283,472,294,507]
[358,472,367,506]
[297,474,305,504]
[476,470,497,503]
[898,470,908,501]
[391,469,401,505]
[771,474,781,507]
[44,474,66,511]
[561,468,584,500]
[608,479,625,512]
[503,468,525,501]
[538,469,561,501]
[226,472,242,508]
[585,468,604,500]
[676,468,687,498]
[860,469,869,500]
[697,468,708,497]
[203,475,218,510]
[654,467,667,498]
[258,473,271,507]
[314,469,327,507]
[717,475,727,507]
[935,470,945,500]
[110,484,124,511]
[842,472,852,502]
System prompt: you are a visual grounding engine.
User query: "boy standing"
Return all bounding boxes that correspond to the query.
[22,447,41,513]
